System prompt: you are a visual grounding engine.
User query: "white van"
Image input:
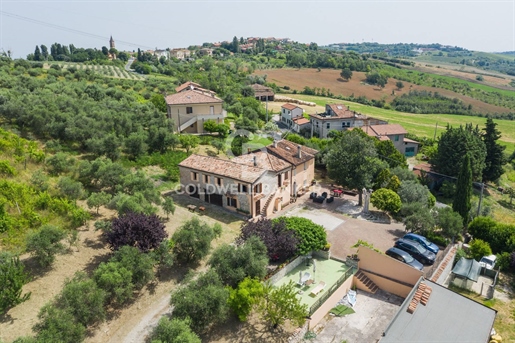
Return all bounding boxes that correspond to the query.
[479,255,497,270]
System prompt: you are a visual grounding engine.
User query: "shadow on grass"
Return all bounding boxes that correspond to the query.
[83,252,112,277]
[498,199,515,211]
[202,314,293,343]
[83,237,106,250]
[0,311,14,324]
[171,193,246,225]
[23,255,54,280]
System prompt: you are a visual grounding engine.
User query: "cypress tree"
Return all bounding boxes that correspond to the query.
[482,118,505,182]
[453,154,472,227]
[34,46,41,61]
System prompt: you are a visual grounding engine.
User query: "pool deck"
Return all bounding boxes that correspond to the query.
[273,257,350,309]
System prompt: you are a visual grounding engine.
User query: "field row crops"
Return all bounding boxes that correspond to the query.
[287,93,515,153]
[55,62,145,80]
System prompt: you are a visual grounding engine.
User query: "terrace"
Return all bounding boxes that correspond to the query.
[272,256,355,316]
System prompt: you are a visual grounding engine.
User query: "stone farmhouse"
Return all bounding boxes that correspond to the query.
[178,140,317,218]
[165,82,227,134]
[169,48,191,60]
[310,104,387,138]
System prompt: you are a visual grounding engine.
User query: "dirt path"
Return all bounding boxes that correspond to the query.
[115,294,172,343]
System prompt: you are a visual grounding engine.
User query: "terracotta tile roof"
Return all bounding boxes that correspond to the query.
[231,151,291,172]
[293,117,310,125]
[328,104,354,118]
[282,103,301,111]
[404,138,420,144]
[179,154,266,183]
[175,81,204,93]
[309,104,368,120]
[266,140,318,166]
[165,89,223,105]
[251,84,275,96]
[368,124,407,136]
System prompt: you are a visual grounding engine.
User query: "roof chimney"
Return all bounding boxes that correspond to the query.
[297,145,302,159]
[253,155,257,167]
[273,140,277,148]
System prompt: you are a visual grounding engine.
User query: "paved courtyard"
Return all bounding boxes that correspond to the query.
[280,190,406,260]
[312,290,404,343]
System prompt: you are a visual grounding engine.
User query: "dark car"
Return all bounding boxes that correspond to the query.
[395,238,436,265]
[403,233,440,255]
[385,247,424,271]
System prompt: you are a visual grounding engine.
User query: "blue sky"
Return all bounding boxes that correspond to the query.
[1,0,514,58]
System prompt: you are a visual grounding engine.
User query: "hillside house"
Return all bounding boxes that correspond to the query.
[281,103,304,127]
[178,140,317,217]
[357,124,418,156]
[165,82,226,134]
[310,104,387,138]
[251,84,275,101]
[198,48,213,57]
[170,48,191,60]
[154,50,169,60]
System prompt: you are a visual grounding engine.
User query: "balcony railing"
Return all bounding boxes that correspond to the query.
[309,266,356,316]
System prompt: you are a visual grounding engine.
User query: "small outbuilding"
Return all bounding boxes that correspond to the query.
[251,84,275,101]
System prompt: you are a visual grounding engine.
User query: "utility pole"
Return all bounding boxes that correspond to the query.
[477,182,484,217]
[266,96,268,123]
[433,122,438,140]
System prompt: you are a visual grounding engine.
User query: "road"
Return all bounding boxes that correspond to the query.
[125,57,135,71]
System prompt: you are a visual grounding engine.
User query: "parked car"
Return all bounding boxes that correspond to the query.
[479,255,497,270]
[394,238,436,265]
[385,247,424,271]
[403,233,440,255]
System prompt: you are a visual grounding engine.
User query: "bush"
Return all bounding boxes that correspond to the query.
[172,217,220,265]
[150,317,201,343]
[425,231,449,247]
[228,277,264,322]
[238,218,299,262]
[110,246,155,288]
[496,252,511,271]
[468,239,492,261]
[273,217,327,255]
[439,180,456,198]
[0,253,31,314]
[468,217,515,254]
[170,269,230,333]
[94,261,134,304]
[26,225,66,267]
[105,212,167,252]
[57,272,106,326]
[208,236,268,288]
[370,188,401,214]
[33,304,86,343]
